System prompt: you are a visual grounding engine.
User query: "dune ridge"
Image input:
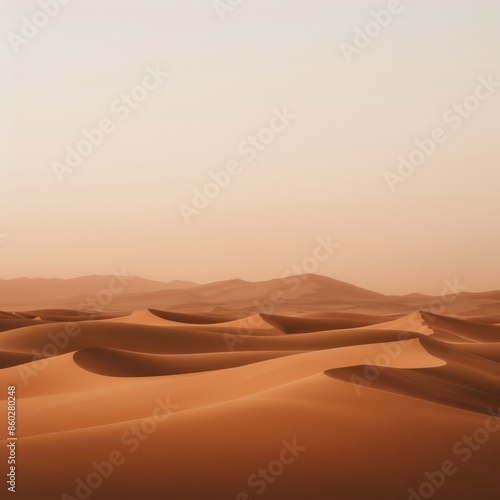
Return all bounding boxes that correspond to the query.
[0,275,499,499]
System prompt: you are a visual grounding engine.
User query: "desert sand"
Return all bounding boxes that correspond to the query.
[1,274,499,499]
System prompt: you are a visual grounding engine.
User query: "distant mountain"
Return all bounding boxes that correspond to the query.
[0,273,492,316]
[0,275,198,310]
[0,273,384,312]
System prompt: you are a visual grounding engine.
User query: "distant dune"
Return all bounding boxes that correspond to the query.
[0,275,499,499]
[0,275,198,311]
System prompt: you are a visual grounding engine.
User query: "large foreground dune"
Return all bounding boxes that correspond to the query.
[0,275,499,499]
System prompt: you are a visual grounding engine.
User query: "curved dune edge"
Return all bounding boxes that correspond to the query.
[325,364,500,416]
[0,311,20,319]
[449,342,500,363]
[72,347,301,377]
[105,308,276,330]
[9,338,447,404]
[420,312,500,342]
[0,319,442,362]
[367,310,500,344]
[326,336,500,416]
[0,350,39,369]
[259,312,402,333]
[364,311,436,335]
[0,318,51,333]
[71,337,446,378]
[147,309,241,324]
[104,309,185,326]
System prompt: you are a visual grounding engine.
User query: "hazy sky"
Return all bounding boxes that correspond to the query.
[1,0,499,294]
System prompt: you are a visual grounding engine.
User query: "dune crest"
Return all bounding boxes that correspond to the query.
[1,276,499,499]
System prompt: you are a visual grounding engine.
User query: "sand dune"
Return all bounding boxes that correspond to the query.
[73,347,301,377]
[0,318,49,333]
[260,311,402,333]
[0,276,198,311]
[0,275,499,499]
[328,337,500,415]
[103,309,275,332]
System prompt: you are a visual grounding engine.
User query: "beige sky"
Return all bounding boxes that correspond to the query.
[0,0,499,295]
